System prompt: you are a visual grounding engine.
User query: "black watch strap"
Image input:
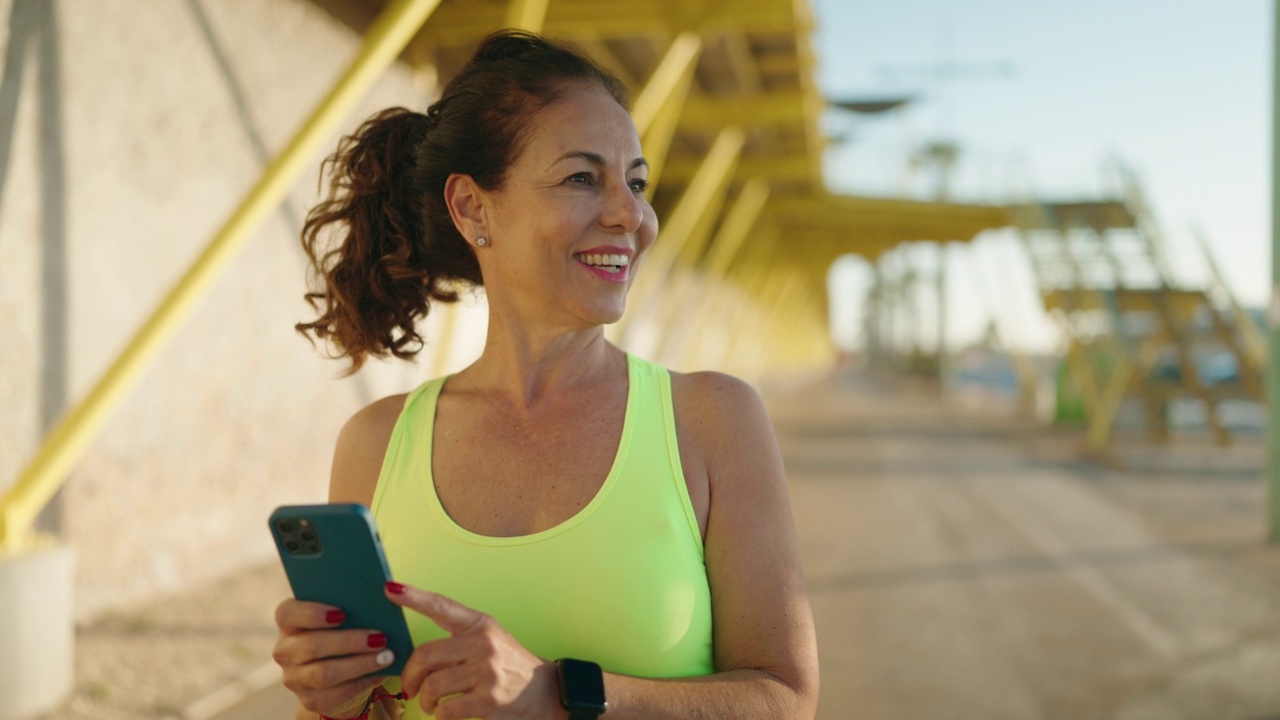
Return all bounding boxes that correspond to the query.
[557,658,607,718]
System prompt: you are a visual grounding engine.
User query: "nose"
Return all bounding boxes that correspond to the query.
[600,178,645,234]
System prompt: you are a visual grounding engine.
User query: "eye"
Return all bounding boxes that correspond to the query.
[629,178,650,193]
[566,172,596,186]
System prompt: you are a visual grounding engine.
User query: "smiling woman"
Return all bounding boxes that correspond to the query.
[276,31,819,720]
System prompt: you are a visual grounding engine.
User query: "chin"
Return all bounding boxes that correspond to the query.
[580,304,625,327]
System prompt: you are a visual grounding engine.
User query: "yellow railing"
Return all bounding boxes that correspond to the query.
[0,0,444,551]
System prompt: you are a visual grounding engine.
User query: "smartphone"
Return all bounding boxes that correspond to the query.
[269,503,412,675]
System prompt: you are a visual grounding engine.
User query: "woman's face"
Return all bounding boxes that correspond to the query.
[476,84,658,330]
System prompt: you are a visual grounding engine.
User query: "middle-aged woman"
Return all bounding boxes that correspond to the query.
[272,30,819,720]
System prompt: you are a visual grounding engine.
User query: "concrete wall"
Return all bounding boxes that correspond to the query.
[0,0,488,620]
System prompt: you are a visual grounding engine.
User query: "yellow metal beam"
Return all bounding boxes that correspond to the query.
[680,222,780,368]
[754,53,802,76]
[421,2,807,39]
[721,31,762,94]
[660,153,811,185]
[770,194,1013,230]
[652,178,770,363]
[1197,227,1267,368]
[677,91,808,129]
[742,270,809,375]
[618,126,746,340]
[793,5,826,191]
[632,32,702,137]
[0,0,445,550]
[703,178,771,277]
[504,0,549,31]
[635,33,702,199]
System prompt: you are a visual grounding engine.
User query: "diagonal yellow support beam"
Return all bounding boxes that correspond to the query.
[631,33,700,200]
[1196,226,1267,368]
[632,32,701,137]
[0,0,444,550]
[655,178,770,364]
[617,126,745,342]
[703,177,771,277]
[680,222,779,369]
[505,0,550,31]
[421,3,805,39]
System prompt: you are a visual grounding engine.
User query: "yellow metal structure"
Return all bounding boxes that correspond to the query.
[617,126,745,339]
[2,0,1024,548]
[1012,178,1263,451]
[0,0,445,549]
[504,0,548,31]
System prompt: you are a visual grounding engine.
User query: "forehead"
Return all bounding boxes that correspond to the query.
[518,85,642,166]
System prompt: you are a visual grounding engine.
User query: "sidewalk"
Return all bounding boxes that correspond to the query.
[38,370,1280,720]
[774,372,1280,719]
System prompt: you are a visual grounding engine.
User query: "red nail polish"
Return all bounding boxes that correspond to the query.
[325,610,346,624]
[367,632,388,648]
[386,581,406,594]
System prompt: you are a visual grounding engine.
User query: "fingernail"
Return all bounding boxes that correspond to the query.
[367,632,388,649]
[386,581,406,594]
[325,610,346,624]
[376,649,395,666]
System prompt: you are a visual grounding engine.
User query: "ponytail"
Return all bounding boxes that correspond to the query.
[296,108,480,375]
[296,31,629,374]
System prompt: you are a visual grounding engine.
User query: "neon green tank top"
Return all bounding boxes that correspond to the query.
[370,353,714,717]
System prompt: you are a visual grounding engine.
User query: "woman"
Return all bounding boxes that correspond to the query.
[272,31,819,720]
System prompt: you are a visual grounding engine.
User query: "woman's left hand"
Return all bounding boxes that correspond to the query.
[385,582,564,720]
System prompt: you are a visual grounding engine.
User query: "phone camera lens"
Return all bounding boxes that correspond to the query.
[300,530,316,542]
[278,520,295,534]
[285,540,300,552]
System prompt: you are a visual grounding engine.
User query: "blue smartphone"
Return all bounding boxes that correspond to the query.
[269,503,412,675]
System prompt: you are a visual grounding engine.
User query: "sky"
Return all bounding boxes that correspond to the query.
[810,0,1272,352]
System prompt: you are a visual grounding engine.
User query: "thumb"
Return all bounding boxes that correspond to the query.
[385,581,485,634]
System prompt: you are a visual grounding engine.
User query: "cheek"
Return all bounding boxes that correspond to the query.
[638,209,659,254]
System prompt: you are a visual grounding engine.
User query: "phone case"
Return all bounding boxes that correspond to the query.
[269,503,412,675]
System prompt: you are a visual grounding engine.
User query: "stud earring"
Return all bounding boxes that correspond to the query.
[475,236,488,247]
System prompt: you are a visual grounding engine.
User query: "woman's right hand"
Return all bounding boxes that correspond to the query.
[272,597,397,718]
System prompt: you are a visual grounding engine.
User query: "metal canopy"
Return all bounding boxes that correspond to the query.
[312,0,1013,266]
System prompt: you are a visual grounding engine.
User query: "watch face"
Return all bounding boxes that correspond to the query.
[559,659,607,712]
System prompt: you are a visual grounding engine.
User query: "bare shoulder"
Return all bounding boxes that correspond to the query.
[668,369,774,449]
[328,393,409,506]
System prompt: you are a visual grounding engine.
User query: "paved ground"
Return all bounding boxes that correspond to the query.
[38,369,1280,720]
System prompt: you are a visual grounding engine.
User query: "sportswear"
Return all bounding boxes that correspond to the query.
[370,353,714,718]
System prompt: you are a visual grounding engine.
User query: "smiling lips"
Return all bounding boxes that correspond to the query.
[575,251,632,283]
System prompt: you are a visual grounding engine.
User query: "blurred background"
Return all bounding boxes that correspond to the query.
[1,0,1277,718]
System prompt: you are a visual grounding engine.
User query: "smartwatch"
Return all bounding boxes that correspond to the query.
[556,658,607,719]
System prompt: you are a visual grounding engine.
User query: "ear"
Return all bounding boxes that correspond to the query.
[444,173,489,243]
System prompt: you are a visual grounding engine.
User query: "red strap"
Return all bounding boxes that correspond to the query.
[318,689,409,720]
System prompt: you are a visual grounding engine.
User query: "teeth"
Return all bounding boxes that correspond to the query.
[578,253,630,267]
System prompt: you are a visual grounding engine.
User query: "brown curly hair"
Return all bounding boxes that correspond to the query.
[296,30,629,374]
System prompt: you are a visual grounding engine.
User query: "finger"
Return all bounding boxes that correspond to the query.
[275,598,348,634]
[413,663,477,716]
[295,675,387,718]
[275,628,392,667]
[399,635,471,696]
[284,647,398,694]
[385,583,485,635]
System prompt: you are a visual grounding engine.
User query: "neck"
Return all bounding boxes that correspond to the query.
[458,312,623,409]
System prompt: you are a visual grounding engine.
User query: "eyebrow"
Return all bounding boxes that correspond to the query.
[555,150,648,170]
